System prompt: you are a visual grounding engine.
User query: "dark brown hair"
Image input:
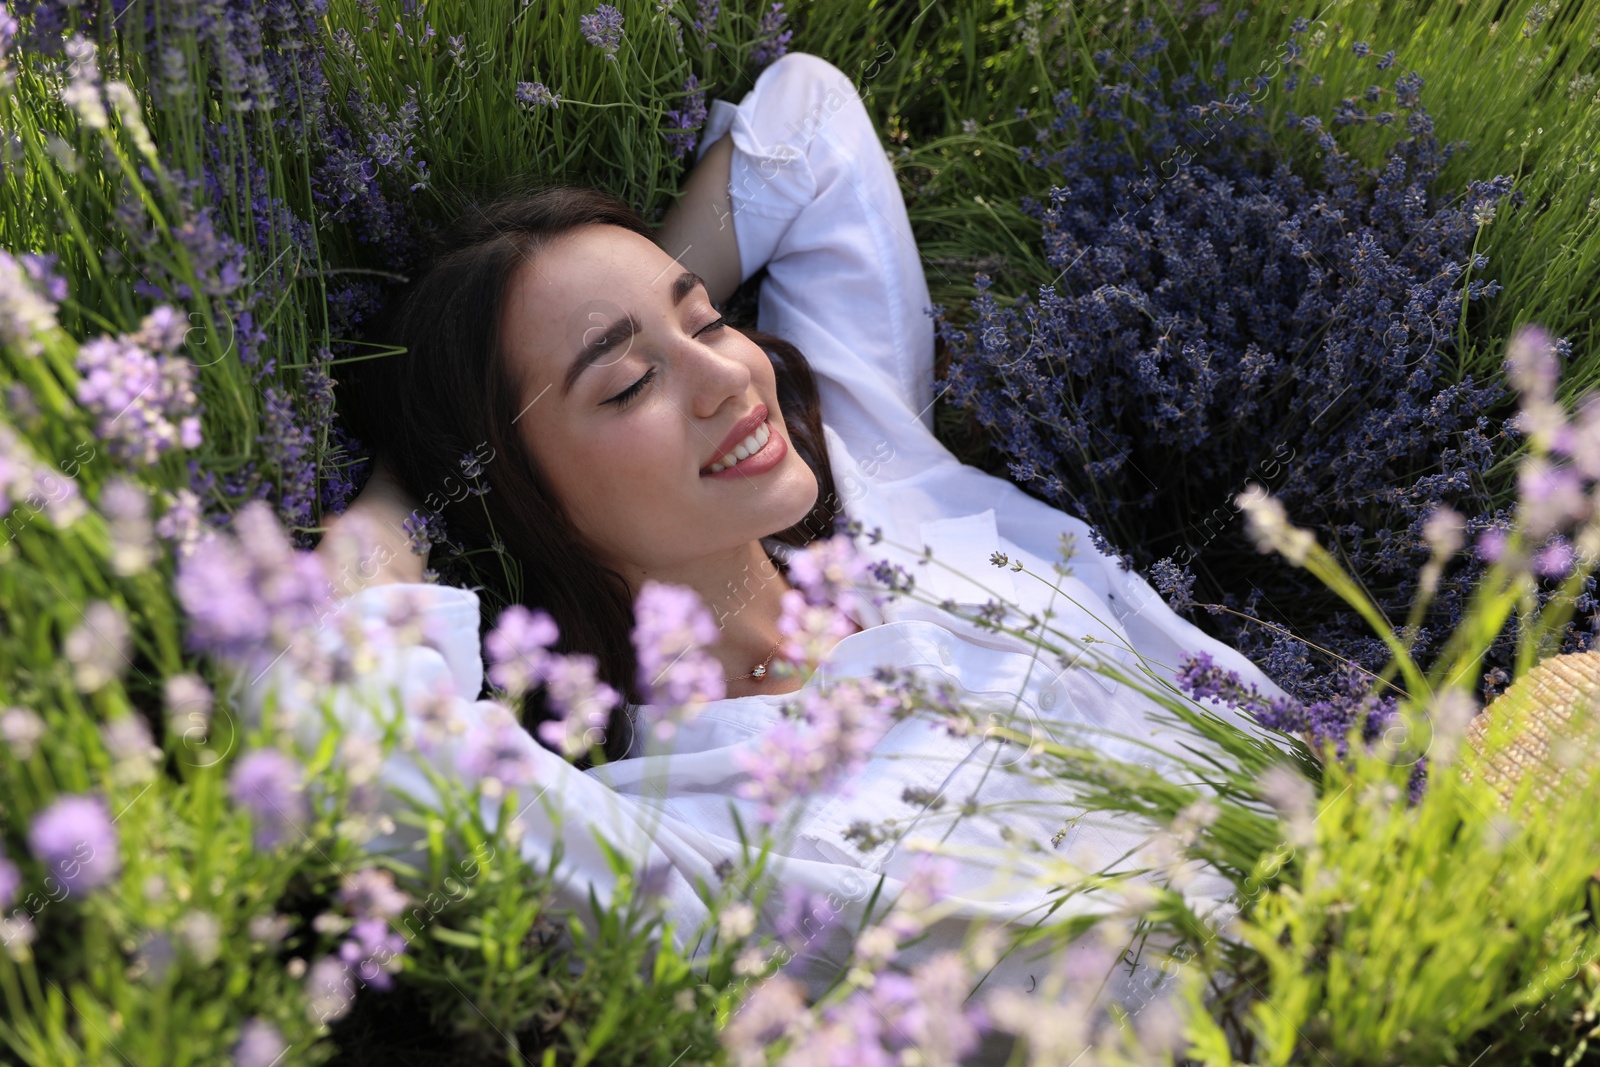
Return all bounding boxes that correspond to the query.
[337,188,842,764]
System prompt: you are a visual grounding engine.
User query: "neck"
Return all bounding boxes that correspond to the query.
[623,539,794,686]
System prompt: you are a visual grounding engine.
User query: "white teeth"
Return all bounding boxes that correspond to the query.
[706,421,771,474]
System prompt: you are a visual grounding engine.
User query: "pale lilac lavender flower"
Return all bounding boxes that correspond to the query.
[735,677,896,822]
[176,910,223,964]
[631,580,724,727]
[75,323,203,466]
[485,603,559,697]
[64,600,131,692]
[457,703,541,791]
[61,35,107,130]
[1478,526,1510,563]
[1518,457,1589,537]
[407,674,463,753]
[869,951,988,1065]
[1236,484,1316,565]
[156,488,208,558]
[101,477,155,576]
[305,954,356,1022]
[535,652,620,758]
[0,251,61,356]
[338,916,407,990]
[0,706,43,760]
[776,588,855,670]
[28,794,121,893]
[339,867,410,920]
[174,500,332,668]
[750,2,791,67]
[163,672,213,732]
[0,421,85,527]
[228,748,309,849]
[1421,505,1465,557]
[721,974,807,1067]
[232,1018,288,1067]
[1507,326,1564,449]
[787,534,876,609]
[663,74,706,161]
[1259,764,1317,848]
[775,885,839,947]
[1534,538,1575,579]
[579,4,625,59]
[515,80,562,109]
[102,714,160,785]
[0,5,17,90]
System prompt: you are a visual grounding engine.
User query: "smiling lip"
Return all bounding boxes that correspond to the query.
[702,403,768,471]
[701,422,786,480]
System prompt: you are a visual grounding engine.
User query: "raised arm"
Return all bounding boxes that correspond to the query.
[658,53,953,482]
[655,133,742,306]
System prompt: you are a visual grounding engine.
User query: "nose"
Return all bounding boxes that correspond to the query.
[682,329,754,420]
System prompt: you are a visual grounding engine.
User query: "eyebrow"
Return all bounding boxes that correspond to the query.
[561,270,707,398]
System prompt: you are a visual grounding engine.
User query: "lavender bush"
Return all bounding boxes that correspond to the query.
[930,20,1548,709]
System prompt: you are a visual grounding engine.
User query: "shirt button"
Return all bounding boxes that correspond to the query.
[937,645,952,666]
[1039,688,1057,711]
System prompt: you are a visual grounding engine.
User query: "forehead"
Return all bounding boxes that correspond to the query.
[510,225,677,320]
[501,225,680,383]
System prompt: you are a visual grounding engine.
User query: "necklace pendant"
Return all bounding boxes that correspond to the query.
[750,664,767,679]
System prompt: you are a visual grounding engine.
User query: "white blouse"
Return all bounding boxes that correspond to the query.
[252,53,1293,1051]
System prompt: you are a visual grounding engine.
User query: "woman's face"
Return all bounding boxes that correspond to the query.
[500,224,819,577]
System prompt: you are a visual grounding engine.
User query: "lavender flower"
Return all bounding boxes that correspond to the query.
[663,74,707,161]
[0,251,61,356]
[338,916,407,990]
[750,2,791,67]
[63,600,131,692]
[0,420,86,528]
[0,5,17,90]
[61,35,107,130]
[735,677,897,822]
[457,703,540,792]
[631,580,724,715]
[1236,484,1316,565]
[28,794,121,893]
[101,477,155,576]
[691,0,718,44]
[578,3,624,59]
[535,652,621,759]
[228,748,309,849]
[485,603,559,697]
[232,1018,288,1067]
[0,706,43,760]
[174,500,332,669]
[334,865,408,924]
[777,588,856,671]
[76,306,203,466]
[305,954,356,1023]
[515,80,562,110]
[156,488,208,558]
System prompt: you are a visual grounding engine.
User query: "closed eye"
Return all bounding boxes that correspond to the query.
[603,366,656,408]
[601,315,728,409]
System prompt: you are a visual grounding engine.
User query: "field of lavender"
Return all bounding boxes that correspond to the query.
[5,0,1600,1063]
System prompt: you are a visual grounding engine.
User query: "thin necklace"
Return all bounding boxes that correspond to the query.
[725,640,783,684]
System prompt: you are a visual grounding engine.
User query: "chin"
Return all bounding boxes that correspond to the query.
[764,466,825,539]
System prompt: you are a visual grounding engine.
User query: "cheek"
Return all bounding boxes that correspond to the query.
[542,419,686,525]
